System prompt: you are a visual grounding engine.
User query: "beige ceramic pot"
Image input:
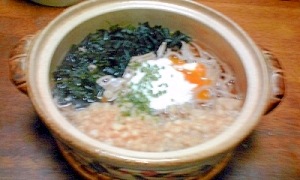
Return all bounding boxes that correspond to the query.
[9,0,285,179]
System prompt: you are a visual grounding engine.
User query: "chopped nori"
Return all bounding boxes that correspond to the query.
[52,22,191,108]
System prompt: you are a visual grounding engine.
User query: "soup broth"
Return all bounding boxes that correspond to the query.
[53,23,243,152]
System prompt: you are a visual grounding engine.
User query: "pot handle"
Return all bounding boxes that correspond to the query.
[8,34,38,94]
[262,49,285,114]
[8,35,285,113]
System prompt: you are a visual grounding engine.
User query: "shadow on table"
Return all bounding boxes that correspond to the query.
[213,133,256,180]
[33,116,84,180]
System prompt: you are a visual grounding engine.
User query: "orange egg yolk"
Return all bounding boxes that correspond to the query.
[169,55,186,65]
[196,89,211,100]
[170,55,212,100]
[180,63,211,87]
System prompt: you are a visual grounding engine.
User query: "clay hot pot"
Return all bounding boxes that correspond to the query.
[9,0,284,179]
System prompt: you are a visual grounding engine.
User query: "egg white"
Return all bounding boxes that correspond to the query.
[129,58,197,110]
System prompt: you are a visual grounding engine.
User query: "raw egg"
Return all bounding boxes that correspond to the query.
[129,57,212,110]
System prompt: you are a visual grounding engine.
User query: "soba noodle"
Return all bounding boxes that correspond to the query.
[91,41,239,117]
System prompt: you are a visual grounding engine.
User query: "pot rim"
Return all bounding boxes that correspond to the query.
[27,0,269,164]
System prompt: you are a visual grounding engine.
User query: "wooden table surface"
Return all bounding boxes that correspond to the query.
[1,0,300,179]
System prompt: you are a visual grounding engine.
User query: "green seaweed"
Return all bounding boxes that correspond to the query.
[52,22,191,108]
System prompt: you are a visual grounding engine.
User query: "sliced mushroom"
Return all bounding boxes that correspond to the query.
[105,78,125,91]
[122,68,135,80]
[103,90,118,102]
[130,52,156,63]
[180,41,194,61]
[156,42,167,58]
[96,75,114,88]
